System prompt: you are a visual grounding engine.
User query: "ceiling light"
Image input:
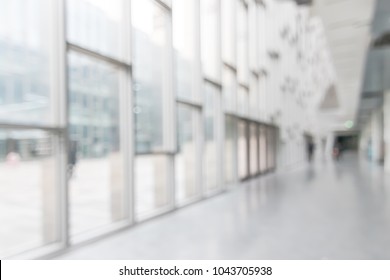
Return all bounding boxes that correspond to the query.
[344,120,354,129]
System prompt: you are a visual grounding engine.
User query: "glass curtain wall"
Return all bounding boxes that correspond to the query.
[0,0,281,258]
[221,0,238,187]
[0,129,59,257]
[249,122,258,176]
[200,0,220,82]
[238,119,248,180]
[267,127,277,170]
[67,0,124,60]
[237,0,249,85]
[173,0,201,204]
[0,0,61,258]
[201,0,221,193]
[66,0,127,237]
[132,0,173,218]
[250,74,259,119]
[0,0,52,125]
[223,66,237,113]
[203,82,220,192]
[67,52,125,236]
[259,124,268,173]
[173,0,198,102]
[175,105,200,203]
[225,115,237,185]
[221,0,236,66]
[238,86,249,117]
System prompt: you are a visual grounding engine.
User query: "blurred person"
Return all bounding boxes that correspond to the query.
[6,151,21,166]
[333,141,342,161]
[68,139,78,179]
[307,141,315,162]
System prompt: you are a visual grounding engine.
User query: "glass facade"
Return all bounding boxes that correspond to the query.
[0,0,51,125]
[221,0,236,66]
[0,129,58,256]
[173,0,198,102]
[238,120,248,180]
[203,82,220,192]
[237,0,249,85]
[135,154,171,217]
[223,66,237,113]
[224,115,237,185]
[68,51,125,235]
[132,0,171,153]
[67,0,124,59]
[175,104,200,204]
[200,0,220,81]
[259,125,268,173]
[249,122,258,176]
[0,0,279,258]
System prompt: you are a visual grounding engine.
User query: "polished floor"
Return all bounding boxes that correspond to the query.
[56,152,390,259]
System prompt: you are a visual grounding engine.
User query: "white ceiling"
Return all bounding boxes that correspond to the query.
[311,0,376,131]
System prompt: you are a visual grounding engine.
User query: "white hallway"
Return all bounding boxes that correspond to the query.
[56,153,390,260]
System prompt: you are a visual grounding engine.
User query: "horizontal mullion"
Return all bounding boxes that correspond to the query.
[154,0,171,11]
[238,83,250,90]
[176,98,203,109]
[67,42,131,69]
[223,61,237,72]
[0,122,65,133]
[203,77,222,89]
[135,151,176,156]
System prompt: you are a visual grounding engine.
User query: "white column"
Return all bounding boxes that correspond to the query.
[384,91,390,172]
[371,108,384,163]
[325,132,335,161]
[358,121,371,160]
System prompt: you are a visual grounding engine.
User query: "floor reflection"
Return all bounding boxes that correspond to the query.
[55,152,390,259]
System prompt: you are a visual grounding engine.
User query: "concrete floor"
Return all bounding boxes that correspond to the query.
[56,153,390,259]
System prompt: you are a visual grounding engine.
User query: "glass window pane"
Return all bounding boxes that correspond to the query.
[259,75,266,121]
[267,127,277,170]
[224,115,237,184]
[67,0,124,59]
[238,86,249,116]
[173,0,197,101]
[201,0,221,81]
[204,82,219,191]
[249,122,258,175]
[248,1,258,71]
[175,104,200,204]
[250,74,258,118]
[223,66,237,113]
[221,0,236,65]
[259,125,267,172]
[258,5,267,69]
[135,154,171,217]
[132,0,170,153]
[0,0,52,125]
[68,52,125,236]
[0,129,59,257]
[238,120,248,180]
[237,1,249,84]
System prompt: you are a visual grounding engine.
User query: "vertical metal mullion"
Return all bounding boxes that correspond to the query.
[217,0,224,191]
[52,0,70,249]
[119,67,133,224]
[122,0,134,224]
[166,5,176,210]
[195,0,204,197]
[193,0,202,105]
[246,121,250,178]
[153,1,175,209]
[256,123,259,174]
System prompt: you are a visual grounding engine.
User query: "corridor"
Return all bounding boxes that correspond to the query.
[57,153,390,260]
